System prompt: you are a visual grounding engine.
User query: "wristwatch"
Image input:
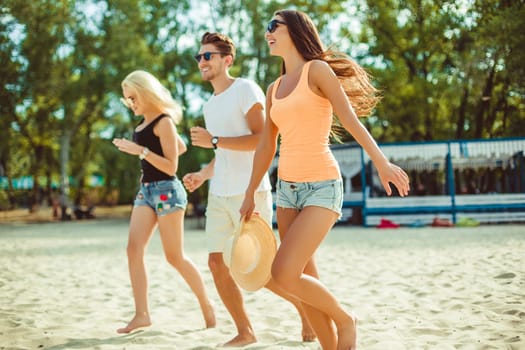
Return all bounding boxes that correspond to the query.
[211,136,219,149]
[139,147,150,160]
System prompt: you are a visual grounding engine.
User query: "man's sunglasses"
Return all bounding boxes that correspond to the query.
[266,19,286,33]
[194,51,223,62]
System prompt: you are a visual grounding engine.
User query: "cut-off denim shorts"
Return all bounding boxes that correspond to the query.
[276,178,343,218]
[134,179,187,216]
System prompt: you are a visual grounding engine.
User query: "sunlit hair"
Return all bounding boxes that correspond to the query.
[274,9,380,118]
[200,32,236,61]
[121,70,182,124]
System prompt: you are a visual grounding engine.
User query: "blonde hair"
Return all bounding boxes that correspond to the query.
[121,70,182,123]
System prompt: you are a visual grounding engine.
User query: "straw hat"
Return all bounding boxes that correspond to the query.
[223,215,277,291]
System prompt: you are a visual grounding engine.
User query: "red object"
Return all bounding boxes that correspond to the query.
[159,194,168,201]
[376,218,400,229]
[431,217,454,227]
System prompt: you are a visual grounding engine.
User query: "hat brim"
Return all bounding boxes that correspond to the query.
[230,215,277,292]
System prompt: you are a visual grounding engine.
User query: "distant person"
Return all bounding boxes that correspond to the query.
[239,10,410,350]
[182,32,315,346]
[113,70,215,333]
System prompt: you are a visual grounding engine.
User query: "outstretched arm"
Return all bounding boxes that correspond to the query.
[310,60,410,196]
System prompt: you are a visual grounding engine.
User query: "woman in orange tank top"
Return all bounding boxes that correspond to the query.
[240,10,410,350]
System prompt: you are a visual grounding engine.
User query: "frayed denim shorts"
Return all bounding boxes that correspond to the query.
[134,179,187,216]
[276,178,343,218]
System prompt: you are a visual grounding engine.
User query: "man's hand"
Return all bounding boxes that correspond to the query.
[182,172,205,192]
[190,127,213,148]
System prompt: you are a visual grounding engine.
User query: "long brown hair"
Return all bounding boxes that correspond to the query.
[275,9,380,118]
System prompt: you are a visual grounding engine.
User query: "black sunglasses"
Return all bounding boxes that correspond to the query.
[194,51,224,62]
[266,19,286,33]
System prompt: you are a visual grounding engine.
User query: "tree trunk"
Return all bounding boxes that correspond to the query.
[474,58,497,138]
[59,131,72,219]
[455,85,469,139]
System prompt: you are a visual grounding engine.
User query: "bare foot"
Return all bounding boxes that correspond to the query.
[203,302,216,328]
[221,333,257,347]
[117,313,151,334]
[336,315,357,350]
[301,317,317,342]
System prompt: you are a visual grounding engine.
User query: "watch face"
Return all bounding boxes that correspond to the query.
[212,137,218,144]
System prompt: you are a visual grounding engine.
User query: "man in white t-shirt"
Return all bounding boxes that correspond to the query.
[182,32,315,347]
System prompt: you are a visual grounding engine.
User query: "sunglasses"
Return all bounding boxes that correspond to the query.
[120,97,135,109]
[194,51,224,62]
[266,19,286,33]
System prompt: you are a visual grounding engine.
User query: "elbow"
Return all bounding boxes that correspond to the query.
[167,161,178,176]
[252,133,261,143]
[179,143,187,155]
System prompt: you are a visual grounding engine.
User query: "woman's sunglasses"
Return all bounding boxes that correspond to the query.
[266,19,286,33]
[194,51,223,62]
[120,97,134,109]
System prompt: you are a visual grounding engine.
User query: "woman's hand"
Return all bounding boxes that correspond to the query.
[112,138,143,156]
[376,161,410,197]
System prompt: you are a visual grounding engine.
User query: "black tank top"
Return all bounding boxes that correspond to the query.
[133,114,176,183]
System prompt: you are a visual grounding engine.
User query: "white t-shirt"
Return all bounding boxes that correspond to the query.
[203,78,272,196]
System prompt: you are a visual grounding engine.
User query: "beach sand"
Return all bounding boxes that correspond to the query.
[0,219,523,349]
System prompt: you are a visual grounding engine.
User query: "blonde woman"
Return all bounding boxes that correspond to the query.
[240,10,410,350]
[113,70,215,333]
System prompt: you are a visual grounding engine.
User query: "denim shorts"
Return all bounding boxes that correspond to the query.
[276,178,343,218]
[134,179,187,216]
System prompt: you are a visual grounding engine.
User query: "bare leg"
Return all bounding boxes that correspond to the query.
[273,206,356,350]
[208,253,256,347]
[158,210,216,328]
[277,207,336,348]
[117,206,157,334]
[269,207,319,342]
[265,277,319,342]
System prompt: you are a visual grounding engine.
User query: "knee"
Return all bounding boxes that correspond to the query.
[165,252,185,268]
[208,254,226,276]
[271,262,294,290]
[126,238,144,259]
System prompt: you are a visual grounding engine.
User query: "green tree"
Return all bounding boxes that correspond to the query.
[4,0,75,210]
[361,0,524,141]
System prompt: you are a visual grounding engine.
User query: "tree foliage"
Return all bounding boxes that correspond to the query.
[0,0,523,210]
[361,0,524,141]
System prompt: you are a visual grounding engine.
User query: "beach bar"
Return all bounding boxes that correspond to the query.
[270,137,525,226]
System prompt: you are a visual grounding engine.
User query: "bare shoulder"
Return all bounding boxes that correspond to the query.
[158,115,175,127]
[155,115,176,135]
[266,81,276,95]
[309,59,337,87]
[309,59,332,73]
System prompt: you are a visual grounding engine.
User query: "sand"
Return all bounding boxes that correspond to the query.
[0,219,523,350]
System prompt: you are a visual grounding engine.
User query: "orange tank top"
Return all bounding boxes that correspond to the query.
[270,61,340,182]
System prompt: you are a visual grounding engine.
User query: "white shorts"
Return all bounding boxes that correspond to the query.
[205,191,273,253]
